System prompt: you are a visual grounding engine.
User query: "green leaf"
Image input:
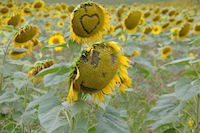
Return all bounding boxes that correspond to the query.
[42,43,69,50]
[174,78,200,101]
[72,118,88,133]
[35,63,71,77]
[26,90,56,111]
[160,128,177,133]
[38,96,68,133]
[11,48,29,52]
[163,57,195,66]
[95,106,130,133]
[0,90,19,104]
[182,70,198,76]
[147,93,184,129]
[27,90,69,133]
[71,100,87,117]
[147,93,183,120]
[13,72,27,89]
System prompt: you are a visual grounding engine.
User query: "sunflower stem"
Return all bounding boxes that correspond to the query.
[0,36,12,90]
[64,110,72,132]
[195,94,200,131]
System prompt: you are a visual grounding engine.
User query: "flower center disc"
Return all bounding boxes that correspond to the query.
[72,3,105,37]
[74,44,120,93]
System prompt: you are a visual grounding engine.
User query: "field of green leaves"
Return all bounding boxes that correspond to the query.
[0,0,200,133]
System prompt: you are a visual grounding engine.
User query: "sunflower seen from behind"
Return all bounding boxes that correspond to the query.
[70,2,111,44]
[67,41,132,105]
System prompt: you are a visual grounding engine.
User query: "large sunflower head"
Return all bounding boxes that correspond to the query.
[193,22,200,35]
[0,6,10,16]
[177,22,191,40]
[67,41,132,105]
[32,0,45,11]
[70,2,111,44]
[122,10,143,33]
[5,13,22,28]
[48,32,65,51]
[13,25,40,48]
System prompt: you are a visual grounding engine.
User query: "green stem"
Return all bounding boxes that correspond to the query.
[0,38,12,90]
[64,110,72,132]
[24,81,29,110]
[196,94,200,131]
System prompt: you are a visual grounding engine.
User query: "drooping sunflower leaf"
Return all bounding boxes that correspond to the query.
[95,106,130,133]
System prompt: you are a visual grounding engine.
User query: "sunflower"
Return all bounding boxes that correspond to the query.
[70,2,111,44]
[32,38,42,47]
[32,0,45,11]
[168,18,175,23]
[48,32,65,51]
[0,6,10,16]
[161,22,170,31]
[9,48,30,60]
[22,7,32,16]
[60,14,68,20]
[168,10,176,17]
[13,25,40,48]
[28,59,55,83]
[123,10,143,33]
[161,46,172,59]
[152,25,161,35]
[5,13,22,28]
[142,26,152,35]
[139,17,146,25]
[175,19,184,26]
[19,17,26,25]
[144,11,151,18]
[67,41,132,105]
[57,21,64,28]
[161,8,169,14]
[152,14,161,23]
[177,22,191,40]
[6,2,13,8]
[188,52,194,57]
[187,18,194,23]
[154,8,161,14]
[68,5,75,13]
[193,22,200,34]
[132,51,140,57]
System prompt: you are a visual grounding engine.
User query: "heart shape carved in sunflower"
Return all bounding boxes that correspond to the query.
[80,14,100,34]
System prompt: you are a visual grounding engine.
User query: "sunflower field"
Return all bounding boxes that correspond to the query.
[0,0,200,132]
